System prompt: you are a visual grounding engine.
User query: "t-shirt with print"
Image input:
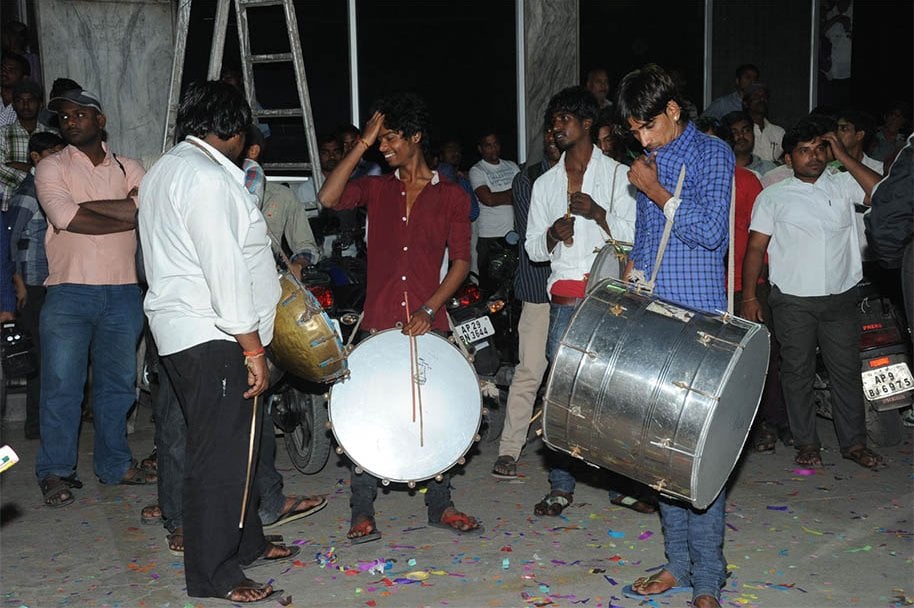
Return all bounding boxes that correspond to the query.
[469,158,520,238]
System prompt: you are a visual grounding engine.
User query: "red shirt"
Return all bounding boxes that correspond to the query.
[732,166,764,292]
[338,172,471,332]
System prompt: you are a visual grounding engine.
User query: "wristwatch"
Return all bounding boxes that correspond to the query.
[419,304,436,321]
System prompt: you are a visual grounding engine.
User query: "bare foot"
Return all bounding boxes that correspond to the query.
[224,583,274,603]
[631,569,678,595]
[439,506,480,532]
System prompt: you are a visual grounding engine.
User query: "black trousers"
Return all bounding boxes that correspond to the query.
[162,340,267,598]
[768,285,866,451]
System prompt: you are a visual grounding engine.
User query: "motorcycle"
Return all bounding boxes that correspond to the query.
[446,231,521,440]
[814,276,913,447]
[268,250,367,475]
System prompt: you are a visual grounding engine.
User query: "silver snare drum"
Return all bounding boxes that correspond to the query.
[587,241,633,294]
[329,329,482,483]
[543,278,770,509]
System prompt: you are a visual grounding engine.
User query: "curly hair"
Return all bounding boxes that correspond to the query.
[369,92,431,152]
[544,86,599,126]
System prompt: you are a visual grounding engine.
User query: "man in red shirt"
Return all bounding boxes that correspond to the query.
[319,92,480,543]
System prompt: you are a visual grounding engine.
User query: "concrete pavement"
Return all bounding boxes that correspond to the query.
[1,398,912,608]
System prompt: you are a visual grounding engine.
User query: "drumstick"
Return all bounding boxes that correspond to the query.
[239,394,258,528]
[403,292,425,446]
[564,188,574,247]
[404,293,417,423]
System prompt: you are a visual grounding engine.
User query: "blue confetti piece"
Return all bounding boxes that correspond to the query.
[607,529,625,538]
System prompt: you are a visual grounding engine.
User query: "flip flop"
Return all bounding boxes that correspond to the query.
[241,544,301,570]
[223,581,286,604]
[141,503,162,526]
[348,529,382,545]
[262,496,328,530]
[491,455,519,480]
[428,521,486,536]
[621,584,692,599]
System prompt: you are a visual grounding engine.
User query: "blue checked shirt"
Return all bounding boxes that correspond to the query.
[512,159,551,303]
[5,173,48,286]
[629,122,735,313]
[0,120,56,209]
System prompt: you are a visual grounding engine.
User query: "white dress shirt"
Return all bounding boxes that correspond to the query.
[139,136,281,356]
[751,170,865,297]
[526,145,636,293]
[753,119,786,162]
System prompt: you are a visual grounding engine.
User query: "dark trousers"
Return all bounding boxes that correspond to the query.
[162,341,267,598]
[476,237,502,293]
[20,285,45,437]
[152,364,285,534]
[768,285,866,451]
[735,282,788,428]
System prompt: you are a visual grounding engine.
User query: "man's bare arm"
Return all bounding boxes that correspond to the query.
[65,206,135,234]
[474,186,513,207]
[79,197,137,223]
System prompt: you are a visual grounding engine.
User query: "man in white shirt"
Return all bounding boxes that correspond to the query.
[525,85,636,519]
[139,80,291,604]
[742,83,785,163]
[469,131,519,291]
[741,116,883,471]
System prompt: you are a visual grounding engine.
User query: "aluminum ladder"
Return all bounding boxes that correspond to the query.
[162,0,322,185]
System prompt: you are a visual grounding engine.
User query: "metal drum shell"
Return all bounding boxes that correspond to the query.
[543,278,770,509]
[328,329,482,483]
[270,272,348,384]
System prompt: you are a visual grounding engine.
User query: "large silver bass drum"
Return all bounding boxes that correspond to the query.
[543,278,770,509]
[586,241,632,294]
[329,329,482,484]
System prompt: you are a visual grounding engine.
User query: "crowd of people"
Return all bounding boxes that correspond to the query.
[1,19,912,604]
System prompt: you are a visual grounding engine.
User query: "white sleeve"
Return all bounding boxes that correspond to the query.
[469,164,487,191]
[183,174,261,336]
[749,190,775,236]
[525,178,552,262]
[604,164,637,243]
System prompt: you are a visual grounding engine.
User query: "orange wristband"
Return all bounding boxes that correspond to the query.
[243,347,265,357]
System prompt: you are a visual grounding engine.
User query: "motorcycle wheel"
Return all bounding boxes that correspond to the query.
[280,388,332,475]
[865,406,904,447]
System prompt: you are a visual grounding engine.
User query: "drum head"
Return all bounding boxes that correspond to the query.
[587,242,632,294]
[329,330,482,483]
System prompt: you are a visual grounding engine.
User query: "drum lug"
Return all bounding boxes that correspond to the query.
[481,407,489,416]
[474,434,481,442]
[457,457,465,465]
[407,481,416,489]
[650,478,669,492]
[650,437,695,457]
[434,474,444,483]
[671,380,719,401]
[335,446,344,455]
[354,465,363,475]
[381,479,391,486]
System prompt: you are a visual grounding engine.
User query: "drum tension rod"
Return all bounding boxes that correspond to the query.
[562,343,598,359]
[671,380,719,401]
[650,437,696,457]
[696,331,741,349]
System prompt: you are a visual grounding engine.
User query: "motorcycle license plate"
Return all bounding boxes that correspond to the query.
[456,316,495,344]
[862,362,914,400]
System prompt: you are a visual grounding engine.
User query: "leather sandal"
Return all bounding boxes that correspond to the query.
[841,444,884,469]
[533,490,572,516]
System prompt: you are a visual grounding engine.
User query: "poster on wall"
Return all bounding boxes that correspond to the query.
[818,0,852,109]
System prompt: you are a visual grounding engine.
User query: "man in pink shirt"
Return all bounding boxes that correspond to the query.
[34,89,150,508]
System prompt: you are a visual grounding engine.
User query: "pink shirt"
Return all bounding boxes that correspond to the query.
[35,143,144,285]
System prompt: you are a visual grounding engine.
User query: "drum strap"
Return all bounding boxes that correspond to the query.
[638,164,687,295]
[727,176,736,315]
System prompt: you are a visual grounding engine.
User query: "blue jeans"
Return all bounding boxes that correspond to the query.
[658,490,727,600]
[36,284,144,484]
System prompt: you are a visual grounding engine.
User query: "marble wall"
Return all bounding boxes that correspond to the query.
[34,0,174,169]
[522,0,579,165]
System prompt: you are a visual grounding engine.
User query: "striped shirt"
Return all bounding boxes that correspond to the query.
[5,172,48,286]
[511,159,551,303]
[0,120,56,209]
[629,122,735,313]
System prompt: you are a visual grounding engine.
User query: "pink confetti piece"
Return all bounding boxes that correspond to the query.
[638,530,653,540]
[793,468,817,476]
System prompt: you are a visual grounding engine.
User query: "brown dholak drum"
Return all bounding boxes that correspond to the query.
[329,330,482,484]
[270,272,348,384]
[543,278,770,509]
[586,241,633,294]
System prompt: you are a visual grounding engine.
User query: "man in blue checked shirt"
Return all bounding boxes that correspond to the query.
[617,64,735,608]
